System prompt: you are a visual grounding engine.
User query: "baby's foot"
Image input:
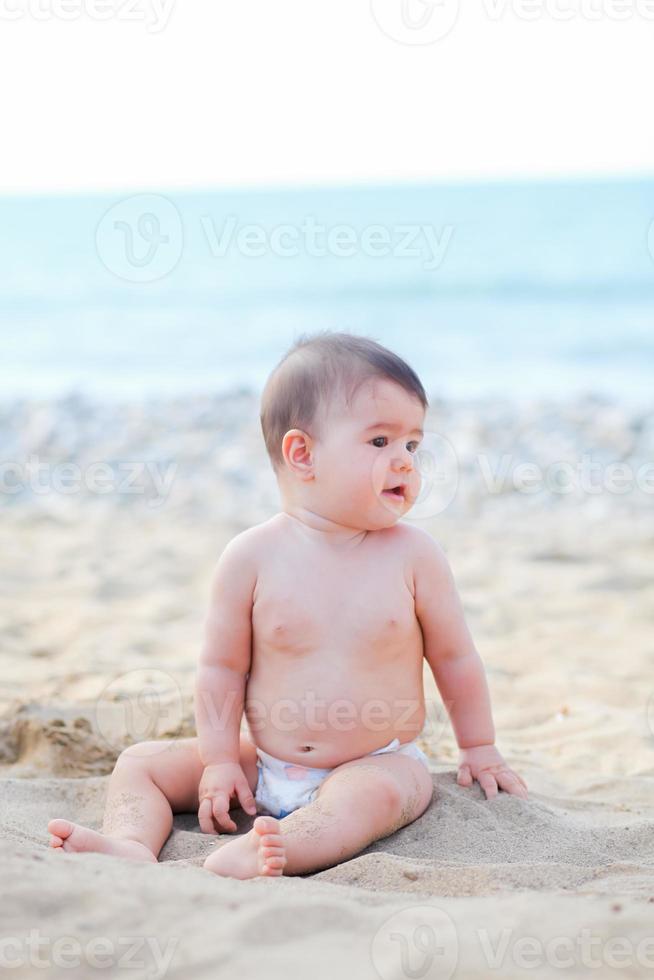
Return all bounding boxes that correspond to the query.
[47,819,157,863]
[203,815,286,879]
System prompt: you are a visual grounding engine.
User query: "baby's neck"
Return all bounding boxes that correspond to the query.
[280,508,369,547]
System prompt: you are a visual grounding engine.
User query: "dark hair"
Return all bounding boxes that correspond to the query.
[260,330,428,473]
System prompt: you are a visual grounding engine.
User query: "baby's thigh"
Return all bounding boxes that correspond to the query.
[317,752,433,826]
[118,735,259,813]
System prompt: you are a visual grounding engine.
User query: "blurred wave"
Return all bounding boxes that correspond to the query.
[1,177,653,405]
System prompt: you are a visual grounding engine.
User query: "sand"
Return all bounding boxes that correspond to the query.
[1,391,653,979]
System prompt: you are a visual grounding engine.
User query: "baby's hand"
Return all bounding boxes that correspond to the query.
[198,762,257,833]
[457,744,528,800]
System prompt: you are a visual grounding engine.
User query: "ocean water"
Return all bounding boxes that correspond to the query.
[1,178,653,406]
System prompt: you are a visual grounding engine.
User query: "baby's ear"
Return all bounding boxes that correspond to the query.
[281,429,315,480]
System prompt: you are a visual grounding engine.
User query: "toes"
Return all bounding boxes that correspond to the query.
[261,854,286,868]
[47,819,73,840]
[260,837,286,874]
[259,833,282,846]
[253,816,280,837]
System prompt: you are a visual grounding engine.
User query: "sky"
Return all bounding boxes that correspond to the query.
[1,0,653,195]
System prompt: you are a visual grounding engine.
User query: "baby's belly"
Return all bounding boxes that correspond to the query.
[244,659,426,768]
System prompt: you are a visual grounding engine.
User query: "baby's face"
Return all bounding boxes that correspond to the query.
[308,378,425,529]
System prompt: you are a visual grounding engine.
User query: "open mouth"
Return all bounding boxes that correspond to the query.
[383,486,405,500]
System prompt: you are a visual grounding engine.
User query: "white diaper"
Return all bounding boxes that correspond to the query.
[254,737,431,819]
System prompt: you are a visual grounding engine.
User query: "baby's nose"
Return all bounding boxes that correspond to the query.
[392,451,414,471]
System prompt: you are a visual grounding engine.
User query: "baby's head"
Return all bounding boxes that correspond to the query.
[260,331,428,531]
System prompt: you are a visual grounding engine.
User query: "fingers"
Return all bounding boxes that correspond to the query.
[477,771,499,799]
[198,768,257,833]
[211,790,236,832]
[199,793,237,833]
[459,758,529,800]
[198,797,217,835]
[236,779,257,816]
[495,769,529,799]
[457,763,473,787]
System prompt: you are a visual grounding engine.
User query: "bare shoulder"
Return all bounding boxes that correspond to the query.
[391,522,447,563]
[208,519,279,601]
[390,523,453,594]
[218,514,281,561]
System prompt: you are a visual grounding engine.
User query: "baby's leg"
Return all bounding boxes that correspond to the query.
[204,752,433,879]
[47,735,259,862]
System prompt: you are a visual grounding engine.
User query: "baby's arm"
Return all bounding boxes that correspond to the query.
[194,533,258,831]
[412,530,528,800]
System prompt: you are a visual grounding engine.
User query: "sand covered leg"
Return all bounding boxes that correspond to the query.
[204,753,433,879]
[47,735,260,863]
[47,742,187,860]
[47,818,158,862]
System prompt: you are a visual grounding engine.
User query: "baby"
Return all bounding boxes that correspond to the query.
[48,330,528,879]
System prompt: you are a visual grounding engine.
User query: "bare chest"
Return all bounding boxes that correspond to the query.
[251,550,419,659]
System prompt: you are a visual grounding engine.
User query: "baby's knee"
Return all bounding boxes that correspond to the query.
[116,740,170,766]
[370,769,433,834]
[375,776,405,820]
[355,771,408,831]
[324,764,404,817]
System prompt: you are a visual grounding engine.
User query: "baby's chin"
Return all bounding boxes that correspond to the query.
[364,504,407,529]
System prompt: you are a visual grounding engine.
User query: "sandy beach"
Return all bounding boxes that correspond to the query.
[1,389,653,979]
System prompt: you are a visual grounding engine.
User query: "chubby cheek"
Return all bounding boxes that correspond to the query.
[366,450,392,497]
[406,468,422,501]
[326,458,382,511]
[344,469,381,509]
[319,465,372,510]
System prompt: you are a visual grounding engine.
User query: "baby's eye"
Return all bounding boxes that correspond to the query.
[370,436,421,453]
